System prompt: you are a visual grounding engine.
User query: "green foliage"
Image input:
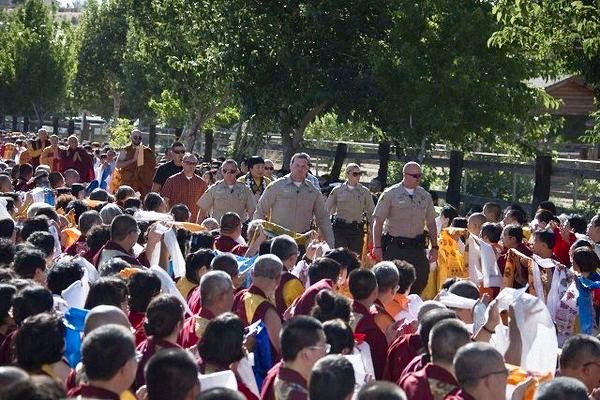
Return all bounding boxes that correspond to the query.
[108,118,133,148]
[367,0,556,154]
[7,0,72,124]
[305,112,384,144]
[561,180,600,220]
[130,0,235,150]
[74,0,130,120]
[208,106,240,130]
[148,90,188,129]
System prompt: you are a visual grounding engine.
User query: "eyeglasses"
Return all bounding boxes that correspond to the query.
[405,173,422,179]
[475,368,509,380]
[132,136,142,141]
[349,171,362,177]
[172,150,185,155]
[308,343,331,353]
[184,160,198,165]
[223,169,237,174]
[583,361,600,368]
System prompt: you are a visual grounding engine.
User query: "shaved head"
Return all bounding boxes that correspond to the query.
[84,305,132,335]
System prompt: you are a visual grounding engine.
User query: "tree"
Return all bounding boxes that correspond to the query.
[129,0,235,151]
[10,0,72,128]
[365,0,557,156]
[223,0,394,168]
[74,0,130,122]
[490,0,600,142]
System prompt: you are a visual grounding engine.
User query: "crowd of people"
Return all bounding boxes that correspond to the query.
[0,127,597,400]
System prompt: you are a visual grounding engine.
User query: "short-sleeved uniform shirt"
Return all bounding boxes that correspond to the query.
[326,182,375,223]
[254,175,334,245]
[373,184,436,238]
[197,180,256,222]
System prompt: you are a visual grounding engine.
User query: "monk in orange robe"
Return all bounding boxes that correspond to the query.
[40,134,63,172]
[115,129,156,198]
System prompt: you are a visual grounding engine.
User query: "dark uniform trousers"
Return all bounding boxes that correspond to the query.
[333,219,364,255]
[382,233,429,295]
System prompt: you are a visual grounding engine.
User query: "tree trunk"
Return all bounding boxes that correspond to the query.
[280,102,328,170]
[186,110,204,152]
[31,102,42,131]
[112,90,122,123]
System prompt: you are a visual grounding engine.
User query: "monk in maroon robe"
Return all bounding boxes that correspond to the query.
[399,319,471,400]
[348,269,388,379]
[60,135,94,183]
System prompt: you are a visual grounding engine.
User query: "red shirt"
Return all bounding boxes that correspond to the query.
[160,172,207,220]
[352,301,388,380]
[399,362,459,400]
[128,311,146,346]
[383,332,422,382]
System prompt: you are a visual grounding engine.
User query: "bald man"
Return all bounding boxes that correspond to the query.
[27,128,50,167]
[179,271,234,348]
[373,162,437,295]
[559,334,600,394]
[448,343,507,400]
[115,129,156,197]
[84,305,133,335]
[60,135,94,182]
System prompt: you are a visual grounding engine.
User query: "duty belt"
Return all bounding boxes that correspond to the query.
[333,218,364,229]
[383,233,426,249]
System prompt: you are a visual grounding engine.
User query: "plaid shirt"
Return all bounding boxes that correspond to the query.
[161,171,208,220]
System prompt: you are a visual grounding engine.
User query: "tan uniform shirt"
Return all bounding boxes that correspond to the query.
[373,184,436,238]
[197,180,256,222]
[255,175,334,246]
[326,183,375,224]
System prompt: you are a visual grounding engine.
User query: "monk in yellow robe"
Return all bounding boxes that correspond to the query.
[40,134,63,172]
[115,129,156,197]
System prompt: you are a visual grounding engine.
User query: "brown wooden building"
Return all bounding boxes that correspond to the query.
[530,75,597,142]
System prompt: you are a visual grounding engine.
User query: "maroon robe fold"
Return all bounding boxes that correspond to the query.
[187,286,202,315]
[273,366,308,400]
[260,361,282,400]
[60,147,95,183]
[135,337,181,389]
[67,384,120,400]
[383,332,422,382]
[399,353,429,382]
[288,279,334,318]
[178,307,215,349]
[446,389,478,400]
[352,301,388,380]
[274,272,302,317]
[398,362,459,400]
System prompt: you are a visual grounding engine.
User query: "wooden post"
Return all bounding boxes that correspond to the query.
[446,150,464,207]
[204,129,214,162]
[67,119,75,135]
[532,154,552,212]
[52,117,59,135]
[149,123,156,153]
[81,112,88,140]
[377,142,391,187]
[23,116,29,133]
[12,116,18,131]
[330,142,348,180]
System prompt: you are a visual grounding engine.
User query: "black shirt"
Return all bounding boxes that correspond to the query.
[152,160,183,186]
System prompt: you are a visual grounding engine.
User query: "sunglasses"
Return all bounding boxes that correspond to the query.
[132,136,142,140]
[184,160,198,165]
[349,171,362,177]
[405,173,422,179]
[172,150,185,155]
[264,166,274,170]
[223,169,237,174]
